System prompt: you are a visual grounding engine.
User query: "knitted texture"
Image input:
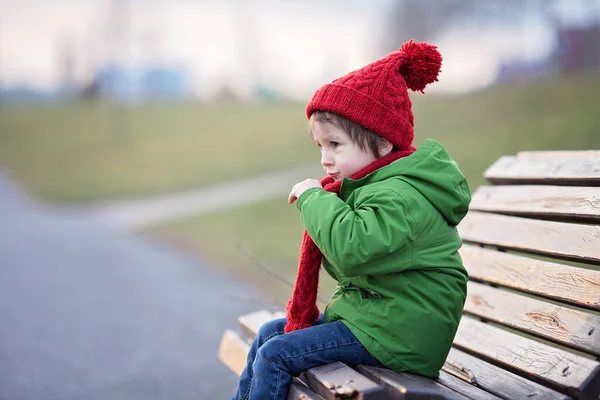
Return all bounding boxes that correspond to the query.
[285,146,416,333]
[306,40,442,151]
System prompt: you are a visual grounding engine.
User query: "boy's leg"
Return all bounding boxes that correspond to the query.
[247,319,381,400]
[232,317,287,400]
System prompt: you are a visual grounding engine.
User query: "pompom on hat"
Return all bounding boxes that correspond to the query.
[306,40,442,151]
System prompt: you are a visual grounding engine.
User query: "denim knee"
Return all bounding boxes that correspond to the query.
[254,336,284,370]
[256,317,286,343]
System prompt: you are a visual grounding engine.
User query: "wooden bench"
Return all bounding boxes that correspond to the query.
[219,150,600,400]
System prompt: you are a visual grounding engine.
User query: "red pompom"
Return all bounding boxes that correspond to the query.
[398,40,442,93]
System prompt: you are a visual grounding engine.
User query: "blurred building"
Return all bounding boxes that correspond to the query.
[555,24,600,73]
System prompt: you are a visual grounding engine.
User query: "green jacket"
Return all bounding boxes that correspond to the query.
[296,139,471,377]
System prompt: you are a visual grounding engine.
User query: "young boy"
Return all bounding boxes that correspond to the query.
[231,40,471,400]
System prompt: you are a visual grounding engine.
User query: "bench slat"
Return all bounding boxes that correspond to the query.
[239,309,278,340]
[445,348,571,400]
[484,155,600,186]
[460,245,600,310]
[288,381,324,400]
[302,362,389,400]
[464,281,600,356]
[517,151,600,159]
[458,211,600,265]
[454,316,600,393]
[218,329,250,377]
[470,185,600,223]
[356,365,478,400]
[435,371,502,400]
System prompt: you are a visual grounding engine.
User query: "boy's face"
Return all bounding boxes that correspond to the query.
[311,120,377,181]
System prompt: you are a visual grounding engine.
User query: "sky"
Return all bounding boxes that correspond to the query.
[0,0,598,99]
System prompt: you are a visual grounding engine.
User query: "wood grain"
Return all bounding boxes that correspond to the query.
[470,185,600,223]
[435,371,503,400]
[458,211,600,265]
[454,317,600,391]
[464,281,600,356]
[483,155,600,186]
[445,348,570,400]
[460,244,600,310]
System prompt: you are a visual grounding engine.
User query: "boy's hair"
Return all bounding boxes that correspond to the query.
[311,110,389,158]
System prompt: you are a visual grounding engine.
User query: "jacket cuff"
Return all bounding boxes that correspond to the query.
[296,187,323,211]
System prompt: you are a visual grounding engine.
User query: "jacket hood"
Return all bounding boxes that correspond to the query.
[396,139,471,225]
[344,139,471,226]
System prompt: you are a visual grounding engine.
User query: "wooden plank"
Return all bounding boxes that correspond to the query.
[460,244,600,311]
[435,371,502,400]
[483,155,600,186]
[288,381,325,400]
[218,329,250,377]
[445,348,571,400]
[356,365,474,400]
[303,362,389,400]
[517,151,600,159]
[238,309,278,340]
[464,281,600,356]
[453,317,600,393]
[580,366,600,399]
[458,211,600,265]
[470,185,600,223]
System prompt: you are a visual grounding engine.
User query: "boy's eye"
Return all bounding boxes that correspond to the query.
[331,141,340,148]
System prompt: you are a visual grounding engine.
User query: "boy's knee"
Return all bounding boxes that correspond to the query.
[256,317,286,342]
[254,338,284,369]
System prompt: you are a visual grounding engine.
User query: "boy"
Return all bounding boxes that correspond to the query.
[232,40,470,400]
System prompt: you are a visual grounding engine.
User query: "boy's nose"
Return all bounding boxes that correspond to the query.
[321,152,333,167]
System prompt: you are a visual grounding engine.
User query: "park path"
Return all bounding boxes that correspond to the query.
[72,165,320,230]
[0,169,298,400]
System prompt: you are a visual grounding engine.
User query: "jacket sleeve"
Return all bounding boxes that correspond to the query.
[299,188,417,277]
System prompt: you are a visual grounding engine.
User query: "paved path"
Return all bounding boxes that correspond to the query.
[0,172,274,400]
[73,165,320,230]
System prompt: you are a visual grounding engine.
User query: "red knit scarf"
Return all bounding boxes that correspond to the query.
[285,146,416,333]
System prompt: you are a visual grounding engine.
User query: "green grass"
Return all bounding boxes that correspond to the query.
[143,70,600,300]
[1,70,599,203]
[0,101,315,202]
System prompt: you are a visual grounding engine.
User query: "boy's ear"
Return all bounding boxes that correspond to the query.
[378,138,394,156]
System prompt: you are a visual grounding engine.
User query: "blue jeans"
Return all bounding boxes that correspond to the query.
[231,314,382,400]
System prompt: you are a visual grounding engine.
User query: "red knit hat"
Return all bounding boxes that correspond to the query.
[306,40,442,151]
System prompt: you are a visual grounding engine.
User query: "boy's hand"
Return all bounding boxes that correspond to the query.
[288,179,322,204]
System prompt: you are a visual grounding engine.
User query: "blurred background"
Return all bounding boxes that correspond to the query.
[1,0,599,398]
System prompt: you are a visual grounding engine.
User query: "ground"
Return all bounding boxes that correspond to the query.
[0,172,270,399]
